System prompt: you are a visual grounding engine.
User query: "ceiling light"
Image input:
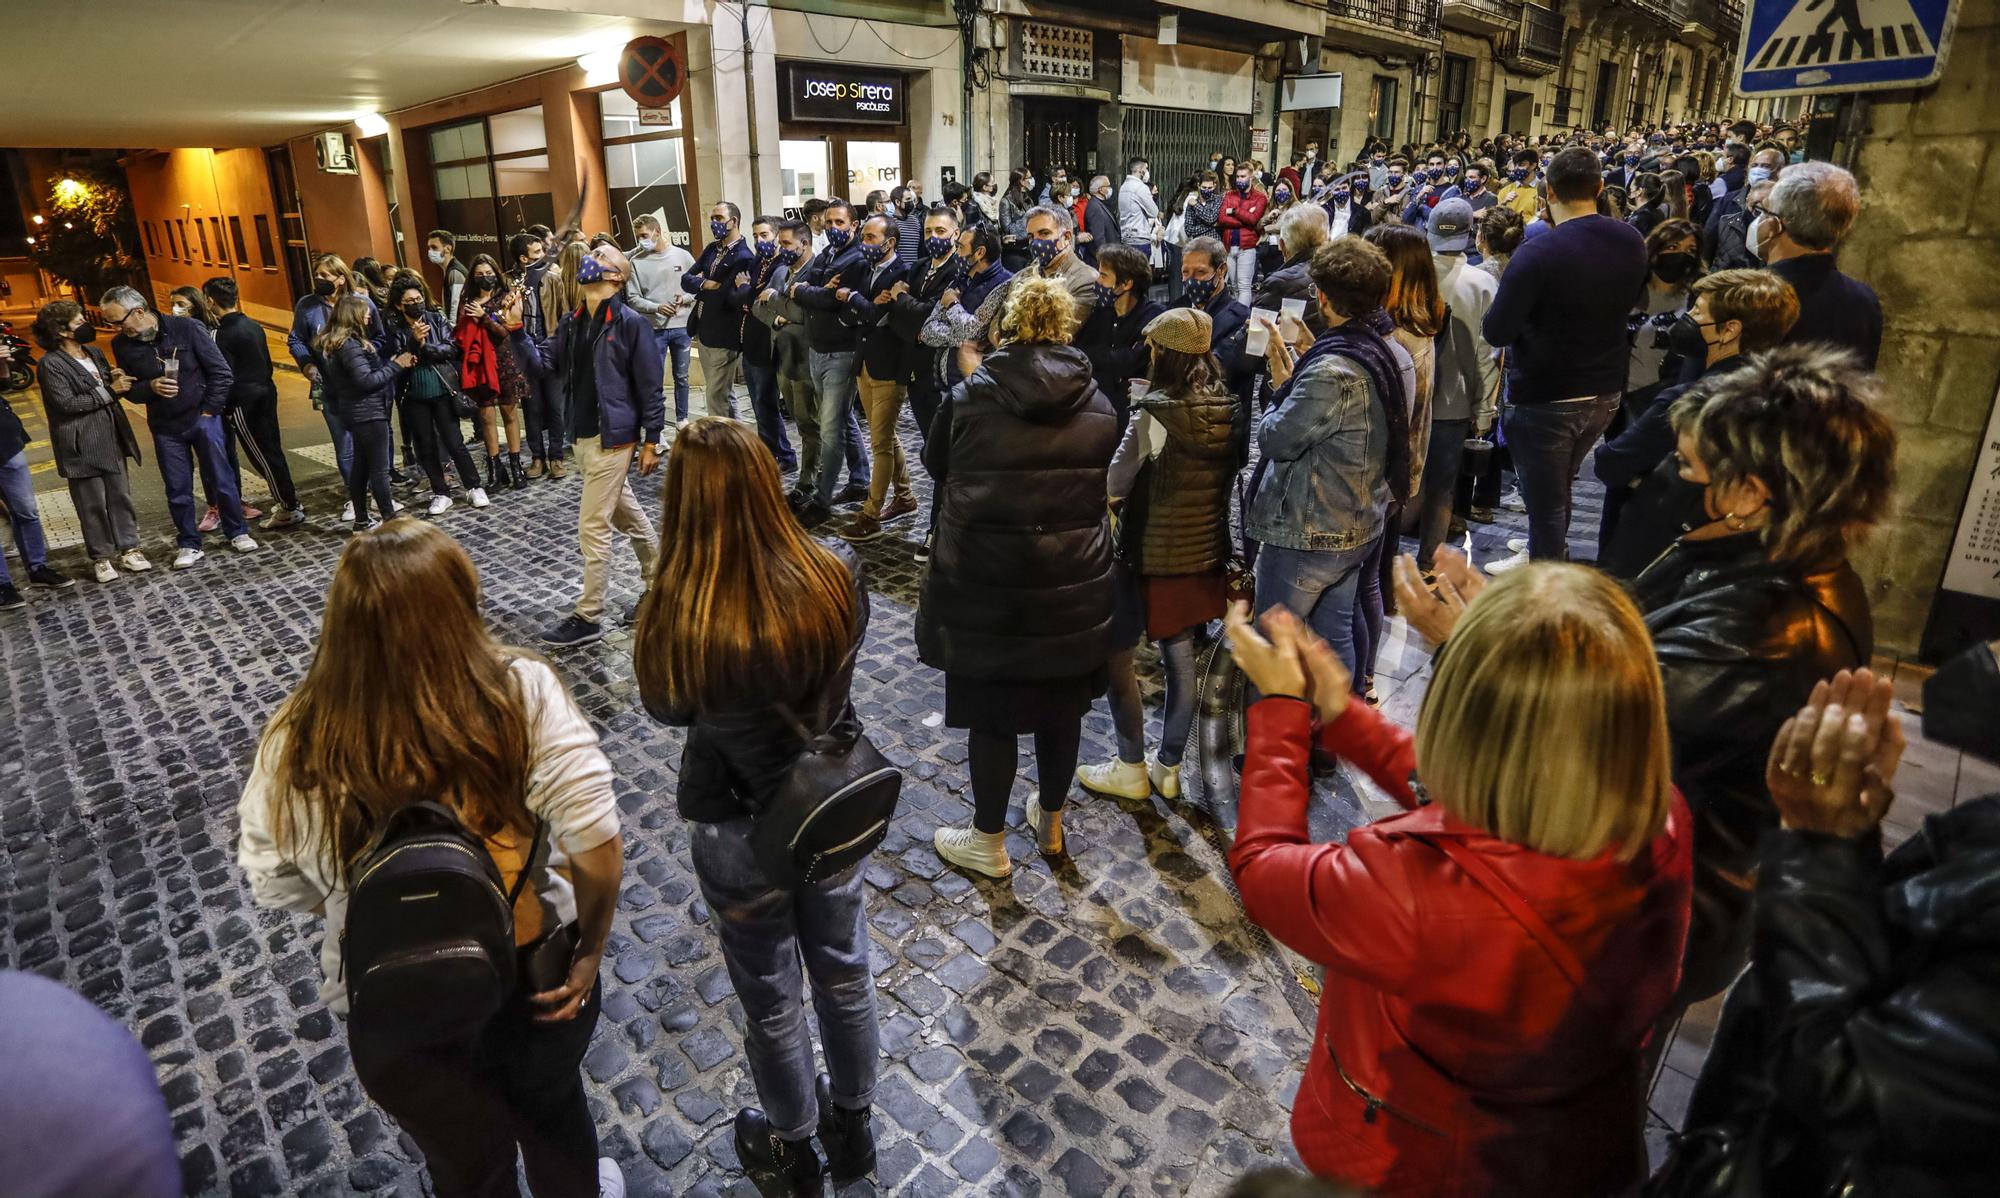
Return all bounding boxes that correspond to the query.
[355,112,389,137]
[31,214,43,225]
[578,47,622,87]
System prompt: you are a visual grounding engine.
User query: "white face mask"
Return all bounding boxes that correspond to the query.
[637,237,657,253]
[427,248,447,265]
[1746,212,1775,262]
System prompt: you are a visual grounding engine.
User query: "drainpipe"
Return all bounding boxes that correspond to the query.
[741,2,763,214]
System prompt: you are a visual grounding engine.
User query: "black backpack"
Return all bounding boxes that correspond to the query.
[753,651,902,890]
[341,802,543,1046]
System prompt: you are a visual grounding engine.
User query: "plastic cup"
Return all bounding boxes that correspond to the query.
[1462,436,1493,475]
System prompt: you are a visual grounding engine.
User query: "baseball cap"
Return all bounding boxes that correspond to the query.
[1427,198,1475,254]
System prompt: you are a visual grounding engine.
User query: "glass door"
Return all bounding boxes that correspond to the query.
[843,139,905,206]
[781,138,831,217]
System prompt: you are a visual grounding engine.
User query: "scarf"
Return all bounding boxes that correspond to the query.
[973,190,1000,223]
[1279,306,1411,504]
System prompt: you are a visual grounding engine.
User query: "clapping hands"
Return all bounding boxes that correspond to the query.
[1223,600,1352,727]
[1391,549,1485,648]
[1765,668,1906,839]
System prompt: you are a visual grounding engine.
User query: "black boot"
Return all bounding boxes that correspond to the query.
[511,452,530,490]
[815,1073,876,1183]
[734,1109,823,1198]
[486,453,503,492]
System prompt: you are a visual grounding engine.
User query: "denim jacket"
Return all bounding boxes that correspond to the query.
[1244,353,1388,552]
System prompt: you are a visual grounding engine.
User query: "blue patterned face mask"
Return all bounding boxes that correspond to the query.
[575,255,606,284]
[924,235,955,259]
[755,238,777,258]
[1029,236,1064,268]
[709,218,731,240]
[859,240,890,263]
[1181,275,1217,306]
[825,225,853,250]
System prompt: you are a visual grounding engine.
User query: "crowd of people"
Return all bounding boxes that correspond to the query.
[5,113,1995,1198]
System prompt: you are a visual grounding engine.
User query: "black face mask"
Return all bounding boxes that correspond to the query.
[1923,642,2000,762]
[313,278,337,298]
[1654,251,1700,285]
[402,303,424,320]
[1668,312,1714,361]
[72,324,98,344]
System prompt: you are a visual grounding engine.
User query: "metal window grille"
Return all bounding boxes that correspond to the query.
[1121,107,1252,199]
[1019,22,1095,82]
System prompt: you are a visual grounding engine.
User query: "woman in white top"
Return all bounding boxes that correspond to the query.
[237,518,627,1198]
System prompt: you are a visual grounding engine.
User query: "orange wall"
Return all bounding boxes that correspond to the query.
[287,132,396,270]
[124,148,295,328]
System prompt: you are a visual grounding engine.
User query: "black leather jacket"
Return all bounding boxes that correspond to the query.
[642,543,869,824]
[1678,799,2000,1196]
[1632,532,1872,1001]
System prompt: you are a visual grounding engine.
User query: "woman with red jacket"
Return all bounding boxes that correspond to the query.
[1216,164,1270,306]
[1225,563,1692,1198]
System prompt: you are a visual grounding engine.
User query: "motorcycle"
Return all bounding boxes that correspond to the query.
[0,320,34,393]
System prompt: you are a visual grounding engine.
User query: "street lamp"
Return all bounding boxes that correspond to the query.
[55,177,87,202]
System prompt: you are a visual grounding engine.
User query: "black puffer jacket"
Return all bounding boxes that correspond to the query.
[1631,533,1872,1002]
[643,543,869,824]
[918,343,1119,681]
[325,337,403,425]
[1675,799,2000,1196]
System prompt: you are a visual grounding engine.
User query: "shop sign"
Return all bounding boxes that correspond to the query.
[1250,128,1271,154]
[782,63,905,124]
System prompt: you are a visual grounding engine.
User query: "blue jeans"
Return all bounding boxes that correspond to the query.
[1503,394,1620,561]
[1352,511,1395,690]
[689,817,879,1142]
[655,327,692,423]
[809,349,869,507]
[156,415,249,549]
[1254,539,1376,689]
[740,357,797,467]
[0,449,51,585]
[321,400,354,483]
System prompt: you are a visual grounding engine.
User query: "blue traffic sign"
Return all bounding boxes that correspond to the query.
[1735,0,1961,95]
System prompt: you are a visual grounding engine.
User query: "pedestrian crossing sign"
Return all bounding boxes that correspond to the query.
[1736,0,1960,95]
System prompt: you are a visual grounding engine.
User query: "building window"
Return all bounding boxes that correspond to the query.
[1437,55,1471,140]
[142,221,157,256]
[252,214,277,268]
[599,91,694,248]
[1369,76,1399,141]
[195,218,212,264]
[428,107,557,264]
[228,216,249,264]
[210,217,228,265]
[163,221,178,260]
[176,219,193,262]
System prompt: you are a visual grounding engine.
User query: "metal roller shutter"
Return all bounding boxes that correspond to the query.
[1121,107,1252,193]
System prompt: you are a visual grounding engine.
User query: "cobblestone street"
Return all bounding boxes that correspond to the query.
[0,442,1328,1198]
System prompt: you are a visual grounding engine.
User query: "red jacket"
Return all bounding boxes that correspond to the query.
[1228,698,1692,1197]
[1217,185,1269,249]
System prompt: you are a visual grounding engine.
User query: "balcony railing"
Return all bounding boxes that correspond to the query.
[1622,0,1686,28]
[1442,0,1522,33]
[1325,0,1444,41]
[1498,3,1563,73]
[1713,0,1743,31]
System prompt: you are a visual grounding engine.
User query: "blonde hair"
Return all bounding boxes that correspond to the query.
[1000,274,1077,345]
[1415,565,1672,862]
[1689,268,1799,351]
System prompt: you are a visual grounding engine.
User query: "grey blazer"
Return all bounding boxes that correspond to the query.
[38,344,142,479]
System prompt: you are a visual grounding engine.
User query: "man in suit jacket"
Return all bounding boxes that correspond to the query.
[835,213,917,542]
[972,204,1098,345]
[1077,176,1121,266]
[681,201,757,418]
[1757,162,1882,368]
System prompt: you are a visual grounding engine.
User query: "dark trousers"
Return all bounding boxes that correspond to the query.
[347,418,397,526]
[1353,502,1397,690]
[230,396,299,512]
[522,373,566,464]
[740,356,797,467]
[1418,418,1471,570]
[407,397,482,495]
[1502,394,1619,561]
[155,415,247,549]
[350,980,603,1198]
[196,410,248,510]
[969,722,1082,835]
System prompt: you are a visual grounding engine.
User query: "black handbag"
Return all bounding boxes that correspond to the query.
[752,649,902,890]
[428,363,479,420]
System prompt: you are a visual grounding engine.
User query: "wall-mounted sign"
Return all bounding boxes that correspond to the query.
[781,62,906,125]
[620,36,686,109]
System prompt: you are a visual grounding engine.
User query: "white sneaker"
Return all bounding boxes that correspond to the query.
[340,500,355,523]
[1076,757,1151,800]
[934,826,1011,878]
[93,560,118,584]
[1022,791,1065,856]
[391,499,405,513]
[427,494,454,516]
[597,1156,625,1198]
[1507,536,1528,554]
[230,534,259,554]
[1147,754,1183,801]
[171,547,204,570]
[468,487,491,508]
[117,549,152,572]
[1499,488,1526,512]
[1485,547,1531,575]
